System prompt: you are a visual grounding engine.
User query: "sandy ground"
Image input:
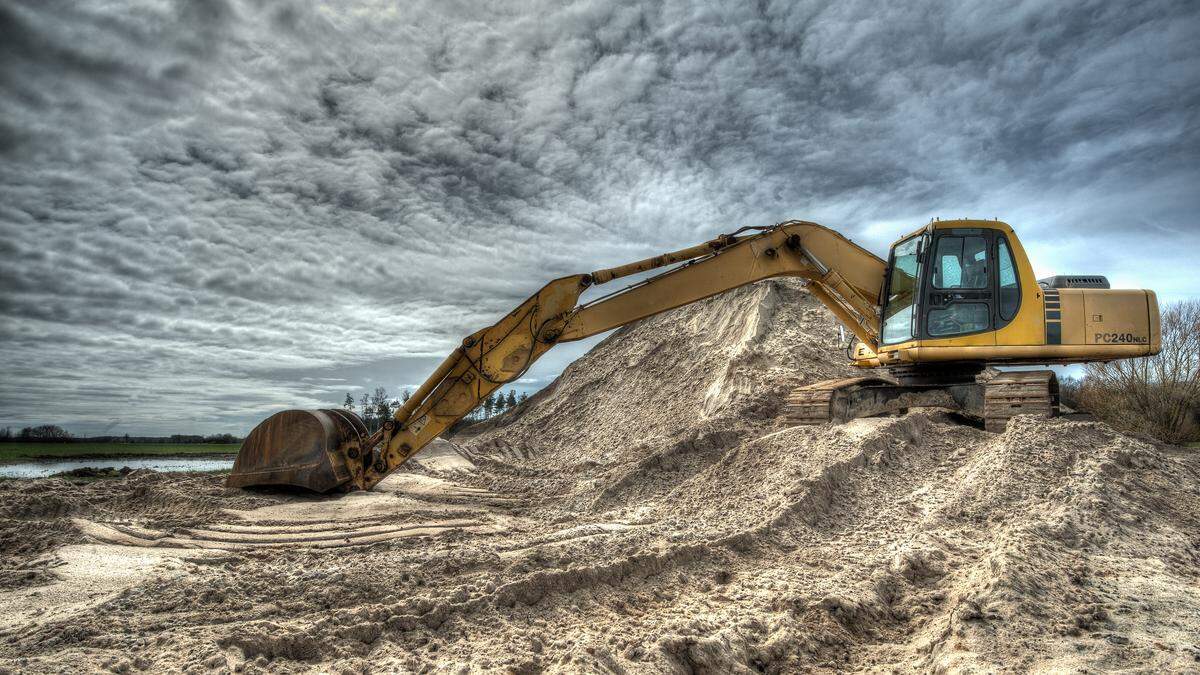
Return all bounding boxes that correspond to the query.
[2,280,1198,673]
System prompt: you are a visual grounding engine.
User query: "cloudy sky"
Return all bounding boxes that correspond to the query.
[1,0,1197,435]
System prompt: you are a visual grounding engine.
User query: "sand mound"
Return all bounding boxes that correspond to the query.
[1,279,1198,672]
[464,279,852,466]
[457,279,855,516]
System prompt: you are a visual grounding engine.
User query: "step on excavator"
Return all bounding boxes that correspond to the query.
[228,220,1160,492]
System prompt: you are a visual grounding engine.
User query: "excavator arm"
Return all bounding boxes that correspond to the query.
[227,221,885,492]
[561,221,884,343]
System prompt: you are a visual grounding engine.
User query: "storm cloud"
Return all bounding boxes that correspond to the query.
[1,0,1198,434]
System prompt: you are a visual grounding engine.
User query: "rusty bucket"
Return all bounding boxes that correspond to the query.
[227,409,367,493]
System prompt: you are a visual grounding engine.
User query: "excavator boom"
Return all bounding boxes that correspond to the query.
[228,221,884,491]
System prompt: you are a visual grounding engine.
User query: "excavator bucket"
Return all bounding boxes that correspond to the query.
[227,409,367,493]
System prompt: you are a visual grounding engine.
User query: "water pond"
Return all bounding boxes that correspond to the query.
[0,457,233,478]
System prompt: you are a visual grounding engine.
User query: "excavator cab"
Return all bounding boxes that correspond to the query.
[863,220,1159,370]
[880,226,1011,347]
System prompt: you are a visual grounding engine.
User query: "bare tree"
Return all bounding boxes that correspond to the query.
[359,393,373,429]
[366,387,394,433]
[343,393,355,411]
[1080,299,1200,443]
[17,425,73,441]
[1058,376,1083,410]
[371,387,394,431]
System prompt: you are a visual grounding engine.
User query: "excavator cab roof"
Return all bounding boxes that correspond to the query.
[895,218,1014,246]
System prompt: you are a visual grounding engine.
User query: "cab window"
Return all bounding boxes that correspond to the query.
[882,235,924,344]
[932,236,988,289]
[928,303,990,336]
[997,236,1020,321]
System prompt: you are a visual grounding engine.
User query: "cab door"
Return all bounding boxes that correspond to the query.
[921,228,996,342]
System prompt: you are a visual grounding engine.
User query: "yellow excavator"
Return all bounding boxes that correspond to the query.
[228,219,1160,492]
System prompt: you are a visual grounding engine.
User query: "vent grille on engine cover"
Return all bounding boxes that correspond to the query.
[1037,275,1110,289]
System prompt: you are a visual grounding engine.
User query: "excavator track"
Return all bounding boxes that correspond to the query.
[982,370,1059,432]
[784,378,854,426]
[785,369,1059,431]
[784,376,910,426]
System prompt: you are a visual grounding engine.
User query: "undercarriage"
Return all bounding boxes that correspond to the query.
[784,364,1060,432]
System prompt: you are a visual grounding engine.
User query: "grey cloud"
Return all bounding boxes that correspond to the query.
[0,0,1197,435]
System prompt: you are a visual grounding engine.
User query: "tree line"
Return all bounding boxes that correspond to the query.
[0,425,72,442]
[343,386,530,432]
[0,425,242,444]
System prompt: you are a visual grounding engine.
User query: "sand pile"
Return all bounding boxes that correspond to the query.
[465,279,851,463]
[1,279,1198,672]
[456,279,854,514]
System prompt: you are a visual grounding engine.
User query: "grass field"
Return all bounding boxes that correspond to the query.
[0,442,240,461]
